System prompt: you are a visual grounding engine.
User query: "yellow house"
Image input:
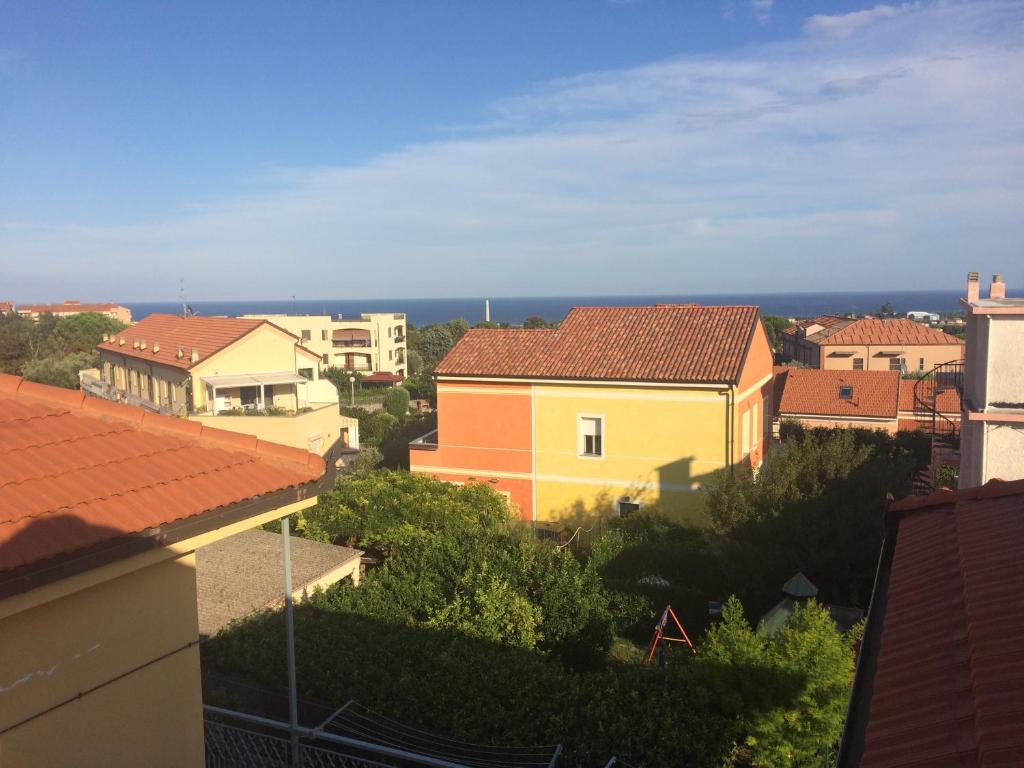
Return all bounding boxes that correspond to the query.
[243,312,408,377]
[411,304,775,525]
[92,313,358,455]
[0,375,329,767]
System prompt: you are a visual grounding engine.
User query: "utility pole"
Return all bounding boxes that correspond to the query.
[282,516,301,767]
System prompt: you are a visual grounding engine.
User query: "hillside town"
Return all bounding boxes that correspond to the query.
[1,271,1021,767]
[3,2,1022,766]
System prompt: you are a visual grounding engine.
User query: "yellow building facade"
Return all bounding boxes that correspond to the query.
[411,304,775,525]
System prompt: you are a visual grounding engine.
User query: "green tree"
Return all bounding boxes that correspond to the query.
[20,351,99,388]
[762,315,792,353]
[447,318,470,342]
[417,324,456,371]
[382,386,410,418]
[523,315,549,329]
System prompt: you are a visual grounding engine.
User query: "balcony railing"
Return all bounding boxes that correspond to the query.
[332,340,372,348]
[409,429,439,450]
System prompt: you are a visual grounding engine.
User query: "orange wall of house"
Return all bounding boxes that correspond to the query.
[734,320,774,467]
[411,381,534,520]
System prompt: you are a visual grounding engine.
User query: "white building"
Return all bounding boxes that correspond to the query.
[243,313,407,378]
[959,272,1024,488]
[905,310,940,323]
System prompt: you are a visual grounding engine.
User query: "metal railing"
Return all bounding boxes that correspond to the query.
[408,429,439,450]
[911,359,964,444]
[204,705,536,768]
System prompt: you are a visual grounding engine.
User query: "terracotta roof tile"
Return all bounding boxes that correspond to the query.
[820,318,964,347]
[17,301,125,313]
[897,377,962,414]
[774,367,900,419]
[95,313,267,369]
[435,305,760,384]
[781,315,850,336]
[858,480,1024,767]
[0,374,325,577]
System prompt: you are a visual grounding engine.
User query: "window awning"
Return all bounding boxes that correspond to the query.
[202,372,308,388]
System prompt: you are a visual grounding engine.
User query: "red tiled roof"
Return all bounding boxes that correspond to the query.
[0,374,325,577]
[897,377,962,414]
[96,313,266,369]
[781,315,849,336]
[820,318,963,347]
[18,301,125,313]
[435,305,761,384]
[0,301,13,313]
[773,367,900,419]
[362,373,404,384]
[858,480,1024,767]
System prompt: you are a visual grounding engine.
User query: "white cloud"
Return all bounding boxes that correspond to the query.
[3,1,1023,299]
[803,3,915,39]
[752,0,774,23]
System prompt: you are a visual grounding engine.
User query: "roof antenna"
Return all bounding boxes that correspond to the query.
[179,278,194,317]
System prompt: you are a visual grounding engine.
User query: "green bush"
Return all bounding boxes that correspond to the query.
[382,386,410,417]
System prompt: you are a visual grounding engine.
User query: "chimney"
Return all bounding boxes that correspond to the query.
[966,271,980,303]
[190,348,199,363]
[132,339,140,349]
[989,273,1006,300]
[102,334,108,342]
[177,345,184,359]
[152,341,160,353]
[139,339,147,350]
[119,336,126,346]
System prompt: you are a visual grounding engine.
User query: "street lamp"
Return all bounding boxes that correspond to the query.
[348,375,355,407]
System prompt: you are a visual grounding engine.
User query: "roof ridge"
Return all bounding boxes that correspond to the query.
[0,374,324,473]
[890,478,1024,513]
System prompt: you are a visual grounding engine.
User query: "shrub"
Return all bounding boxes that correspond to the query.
[382,386,410,417]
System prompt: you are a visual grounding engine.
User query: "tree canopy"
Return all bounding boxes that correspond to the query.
[0,311,127,387]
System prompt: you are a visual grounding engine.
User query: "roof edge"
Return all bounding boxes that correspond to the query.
[889,478,1024,513]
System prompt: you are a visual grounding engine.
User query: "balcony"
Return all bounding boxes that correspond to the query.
[332,339,372,348]
[409,429,438,451]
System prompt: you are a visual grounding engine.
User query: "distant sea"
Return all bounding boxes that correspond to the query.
[125,290,964,327]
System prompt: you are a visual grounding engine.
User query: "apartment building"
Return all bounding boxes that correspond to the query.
[959,272,1024,487]
[410,304,774,524]
[0,374,328,767]
[93,314,357,455]
[782,315,962,373]
[243,313,407,378]
[16,299,132,324]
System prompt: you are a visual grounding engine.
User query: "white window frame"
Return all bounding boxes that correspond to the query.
[577,414,605,459]
[616,496,642,518]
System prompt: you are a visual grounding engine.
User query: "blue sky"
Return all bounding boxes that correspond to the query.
[2,1,1023,301]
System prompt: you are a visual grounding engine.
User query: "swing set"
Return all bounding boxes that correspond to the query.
[644,604,696,666]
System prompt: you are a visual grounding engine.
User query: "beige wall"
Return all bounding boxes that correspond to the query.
[960,420,1024,488]
[98,351,191,414]
[245,314,407,376]
[776,414,898,434]
[192,405,360,454]
[819,343,963,373]
[984,316,1024,406]
[0,555,204,768]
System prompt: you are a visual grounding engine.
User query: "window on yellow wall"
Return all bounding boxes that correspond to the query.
[579,416,603,457]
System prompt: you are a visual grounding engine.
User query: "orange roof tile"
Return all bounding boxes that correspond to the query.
[774,367,900,419]
[851,480,1024,767]
[781,314,850,336]
[18,301,126,313]
[435,305,761,384]
[0,374,324,584]
[820,318,963,347]
[897,377,962,414]
[96,313,267,369]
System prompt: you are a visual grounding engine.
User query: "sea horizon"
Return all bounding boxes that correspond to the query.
[122,289,966,327]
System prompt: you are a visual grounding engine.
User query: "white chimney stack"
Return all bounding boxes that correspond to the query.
[153,341,160,353]
[190,348,199,363]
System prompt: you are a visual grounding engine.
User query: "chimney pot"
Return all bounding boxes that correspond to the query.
[153,342,160,353]
[990,273,1006,300]
[119,336,126,346]
[139,339,147,350]
[966,271,980,303]
[190,348,199,363]
[177,346,184,359]
[132,339,140,349]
